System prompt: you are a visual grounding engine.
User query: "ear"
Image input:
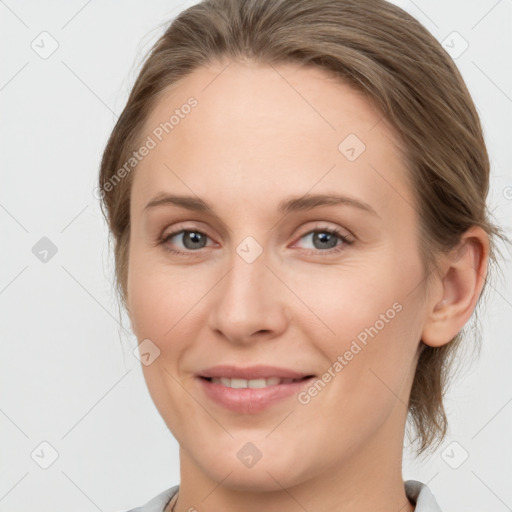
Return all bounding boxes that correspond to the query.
[421,226,490,348]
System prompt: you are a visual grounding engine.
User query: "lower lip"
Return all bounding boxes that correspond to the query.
[197,377,315,413]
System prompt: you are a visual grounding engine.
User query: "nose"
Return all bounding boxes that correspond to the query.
[207,245,288,345]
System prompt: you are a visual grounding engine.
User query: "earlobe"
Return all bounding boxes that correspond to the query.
[421,227,490,348]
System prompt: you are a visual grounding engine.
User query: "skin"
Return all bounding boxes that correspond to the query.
[125,60,489,512]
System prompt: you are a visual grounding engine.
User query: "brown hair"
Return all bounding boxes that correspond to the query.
[98,0,503,454]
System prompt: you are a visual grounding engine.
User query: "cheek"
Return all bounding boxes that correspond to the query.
[286,258,412,343]
[290,253,423,395]
[126,257,204,427]
[127,251,199,341]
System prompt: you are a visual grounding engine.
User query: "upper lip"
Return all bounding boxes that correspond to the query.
[198,365,314,380]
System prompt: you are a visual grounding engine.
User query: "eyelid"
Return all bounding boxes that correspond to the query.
[295,222,354,241]
[161,221,215,240]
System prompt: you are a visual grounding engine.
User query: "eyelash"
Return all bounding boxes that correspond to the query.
[158,225,354,257]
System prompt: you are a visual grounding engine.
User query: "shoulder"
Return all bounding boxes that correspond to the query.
[121,485,179,512]
[405,480,443,512]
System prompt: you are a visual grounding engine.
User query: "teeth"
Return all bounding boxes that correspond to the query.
[231,378,248,389]
[210,376,300,388]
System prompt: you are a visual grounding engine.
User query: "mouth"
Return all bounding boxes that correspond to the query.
[201,376,312,388]
[196,365,316,413]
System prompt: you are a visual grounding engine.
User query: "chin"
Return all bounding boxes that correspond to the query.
[191,439,316,493]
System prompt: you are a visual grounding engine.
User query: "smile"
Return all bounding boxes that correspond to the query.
[196,366,315,413]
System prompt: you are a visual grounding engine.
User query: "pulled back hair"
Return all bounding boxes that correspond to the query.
[98,0,503,454]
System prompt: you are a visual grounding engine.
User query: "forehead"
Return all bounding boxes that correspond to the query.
[130,60,412,221]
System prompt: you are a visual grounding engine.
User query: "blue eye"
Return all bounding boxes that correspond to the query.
[160,230,212,255]
[295,227,352,253]
[159,226,353,256]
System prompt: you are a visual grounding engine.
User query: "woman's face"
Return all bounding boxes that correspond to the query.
[127,61,429,490]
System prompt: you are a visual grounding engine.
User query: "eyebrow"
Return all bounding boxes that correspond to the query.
[144,192,379,218]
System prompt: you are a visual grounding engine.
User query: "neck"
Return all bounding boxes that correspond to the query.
[170,407,415,512]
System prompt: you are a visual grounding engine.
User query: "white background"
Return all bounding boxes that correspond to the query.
[1,1,511,511]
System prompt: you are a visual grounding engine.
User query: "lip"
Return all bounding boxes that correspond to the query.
[196,365,315,414]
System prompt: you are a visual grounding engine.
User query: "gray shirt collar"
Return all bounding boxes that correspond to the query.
[128,480,442,511]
